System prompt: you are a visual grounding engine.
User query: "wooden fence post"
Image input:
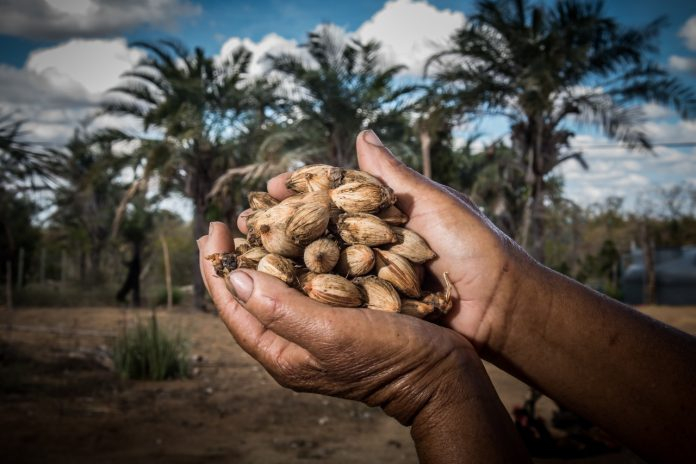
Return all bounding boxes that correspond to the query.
[5,261,12,311]
[60,250,67,294]
[17,247,25,289]
[159,234,173,310]
[39,247,46,284]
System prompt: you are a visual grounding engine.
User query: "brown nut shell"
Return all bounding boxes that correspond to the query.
[353,276,401,313]
[286,164,342,192]
[248,191,279,210]
[335,244,375,277]
[258,223,303,258]
[257,254,296,285]
[233,237,251,254]
[329,182,396,213]
[279,190,330,208]
[237,247,268,269]
[303,274,363,307]
[205,252,237,278]
[337,213,396,246]
[303,238,340,274]
[296,269,318,292]
[340,169,382,186]
[400,299,436,319]
[384,227,436,263]
[286,200,331,245]
[376,205,408,226]
[373,249,421,298]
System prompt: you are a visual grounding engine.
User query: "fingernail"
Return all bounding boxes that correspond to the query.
[196,237,205,250]
[363,130,383,147]
[228,271,253,302]
[208,222,215,237]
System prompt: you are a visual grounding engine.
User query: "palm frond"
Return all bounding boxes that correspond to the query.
[572,95,651,151]
[109,83,159,105]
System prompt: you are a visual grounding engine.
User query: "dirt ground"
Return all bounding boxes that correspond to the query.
[0,304,693,464]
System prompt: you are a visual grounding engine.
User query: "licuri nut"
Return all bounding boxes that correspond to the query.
[304,238,340,274]
[303,274,363,307]
[353,276,401,313]
[257,254,296,285]
[337,213,396,247]
[335,244,375,277]
[329,182,396,214]
[373,249,421,298]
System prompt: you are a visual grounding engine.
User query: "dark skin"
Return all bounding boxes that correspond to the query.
[199,130,696,463]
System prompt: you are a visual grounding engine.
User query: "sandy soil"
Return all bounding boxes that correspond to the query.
[0,304,692,463]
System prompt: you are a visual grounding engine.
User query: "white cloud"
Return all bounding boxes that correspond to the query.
[0,0,200,40]
[356,0,465,75]
[212,0,465,78]
[641,102,674,119]
[216,33,304,77]
[668,55,696,75]
[0,38,145,146]
[643,118,696,143]
[559,133,696,209]
[679,16,696,51]
[27,38,145,94]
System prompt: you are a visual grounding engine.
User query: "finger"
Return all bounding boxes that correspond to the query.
[237,208,253,234]
[267,172,294,200]
[207,221,235,251]
[226,269,362,353]
[201,228,311,370]
[356,130,476,216]
[199,222,234,296]
[197,235,211,294]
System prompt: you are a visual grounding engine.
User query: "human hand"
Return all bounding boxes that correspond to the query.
[198,221,484,426]
[237,130,538,357]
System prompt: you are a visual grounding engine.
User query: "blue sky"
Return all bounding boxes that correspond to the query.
[0,0,695,212]
[2,0,695,66]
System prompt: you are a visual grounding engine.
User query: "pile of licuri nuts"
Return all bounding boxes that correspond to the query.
[206,164,452,320]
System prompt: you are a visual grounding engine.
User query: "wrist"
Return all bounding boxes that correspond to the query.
[474,240,550,360]
[380,341,480,426]
[409,342,531,463]
[410,344,493,426]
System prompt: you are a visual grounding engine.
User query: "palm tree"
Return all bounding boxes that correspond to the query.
[0,113,61,285]
[51,131,128,284]
[427,0,696,260]
[266,25,416,167]
[104,40,281,309]
[0,112,61,194]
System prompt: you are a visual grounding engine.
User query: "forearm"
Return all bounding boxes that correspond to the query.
[488,258,696,462]
[410,353,530,464]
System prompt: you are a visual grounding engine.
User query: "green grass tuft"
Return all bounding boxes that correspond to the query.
[112,314,189,380]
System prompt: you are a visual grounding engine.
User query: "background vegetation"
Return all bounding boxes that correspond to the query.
[1,0,695,311]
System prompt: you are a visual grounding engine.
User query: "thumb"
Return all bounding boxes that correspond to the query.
[356,130,427,194]
[356,130,458,216]
[227,269,358,351]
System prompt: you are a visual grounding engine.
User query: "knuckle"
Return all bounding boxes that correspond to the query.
[271,352,318,393]
[261,294,288,329]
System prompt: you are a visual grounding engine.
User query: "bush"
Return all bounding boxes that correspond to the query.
[112,314,189,380]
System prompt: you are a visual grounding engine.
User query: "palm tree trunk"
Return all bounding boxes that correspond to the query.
[520,174,546,262]
[530,174,546,263]
[419,128,432,179]
[519,119,546,262]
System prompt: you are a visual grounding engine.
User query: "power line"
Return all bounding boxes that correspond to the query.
[572,142,696,149]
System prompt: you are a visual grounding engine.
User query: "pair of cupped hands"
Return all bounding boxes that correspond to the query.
[197,130,533,427]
